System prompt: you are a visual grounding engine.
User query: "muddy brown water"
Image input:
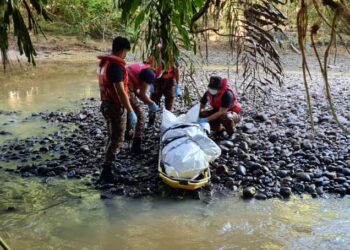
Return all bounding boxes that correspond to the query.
[0,58,349,249]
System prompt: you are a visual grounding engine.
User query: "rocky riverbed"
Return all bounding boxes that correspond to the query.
[1,79,350,201]
[1,47,350,201]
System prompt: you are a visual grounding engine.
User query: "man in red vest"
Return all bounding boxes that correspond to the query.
[147,44,181,126]
[198,76,241,137]
[126,63,159,153]
[97,36,137,183]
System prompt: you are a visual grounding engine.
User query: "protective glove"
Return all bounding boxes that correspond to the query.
[149,83,154,94]
[149,102,159,113]
[128,111,138,128]
[197,117,209,123]
[175,84,182,97]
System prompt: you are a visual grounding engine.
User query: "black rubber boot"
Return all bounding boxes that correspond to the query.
[98,164,114,184]
[148,113,155,128]
[131,137,143,154]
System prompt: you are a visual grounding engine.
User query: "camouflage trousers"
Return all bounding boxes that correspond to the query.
[100,101,126,164]
[151,78,176,111]
[200,110,240,136]
[126,91,145,139]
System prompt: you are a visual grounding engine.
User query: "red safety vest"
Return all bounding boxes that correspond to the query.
[207,78,242,113]
[126,63,151,92]
[97,55,128,104]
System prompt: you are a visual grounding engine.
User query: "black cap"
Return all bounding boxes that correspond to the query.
[208,76,222,89]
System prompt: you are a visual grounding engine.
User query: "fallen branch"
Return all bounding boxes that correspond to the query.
[0,236,10,250]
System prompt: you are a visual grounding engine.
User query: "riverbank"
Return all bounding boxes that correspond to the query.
[1,36,350,201]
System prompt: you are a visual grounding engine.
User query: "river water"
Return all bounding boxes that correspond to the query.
[0,59,349,250]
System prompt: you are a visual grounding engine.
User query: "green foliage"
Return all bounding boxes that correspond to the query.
[44,0,123,38]
[117,0,201,66]
[0,0,50,69]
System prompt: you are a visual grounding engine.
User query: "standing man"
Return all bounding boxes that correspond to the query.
[97,36,137,183]
[126,62,159,153]
[198,76,241,137]
[147,45,181,126]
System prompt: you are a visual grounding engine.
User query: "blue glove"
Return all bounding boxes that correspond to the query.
[128,111,138,128]
[175,84,182,97]
[149,84,154,94]
[197,117,209,123]
[149,102,159,113]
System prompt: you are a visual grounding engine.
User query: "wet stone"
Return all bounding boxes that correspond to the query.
[236,165,246,176]
[342,168,350,176]
[255,193,267,200]
[239,141,249,152]
[293,183,305,193]
[253,113,269,122]
[295,172,311,182]
[220,140,234,148]
[280,187,292,198]
[277,170,289,178]
[324,171,337,180]
[242,186,256,199]
[216,165,229,176]
[301,140,313,150]
[268,133,279,143]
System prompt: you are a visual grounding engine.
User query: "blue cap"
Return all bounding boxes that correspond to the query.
[140,68,156,84]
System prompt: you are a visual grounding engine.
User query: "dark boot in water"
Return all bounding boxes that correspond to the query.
[131,137,143,154]
[98,164,114,184]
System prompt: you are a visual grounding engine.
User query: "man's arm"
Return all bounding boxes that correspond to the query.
[206,107,229,122]
[138,82,153,105]
[174,67,180,84]
[113,82,133,112]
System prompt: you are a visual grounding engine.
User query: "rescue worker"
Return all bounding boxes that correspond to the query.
[126,62,159,153]
[198,76,241,137]
[97,36,137,183]
[148,45,181,126]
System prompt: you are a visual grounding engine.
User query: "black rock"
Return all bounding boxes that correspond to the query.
[81,145,90,154]
[239,141,249,152]
[39,146,50,153]
[342,168,350,176]
[295,172,311,182]
[242,186,256,199]
[335,177,347,183]
[305,184,316,194]
[316,186,324,195]
[242,123,257,133]
[268,133,279,143]
[280,187,292,198]
[301,140,313,150]
[37,165,49,176]
[255,193,267,200]
[220,140,234,148]
[0,131,12,136]
[236,165,247,176]
[277,170,289,178]
[216,165,229,176]
[324,171,337,180]
[6,206,16,212]
[254,113,269,122]
[211,175,221,183]
[100,191,114,199]
[293,183,305,193]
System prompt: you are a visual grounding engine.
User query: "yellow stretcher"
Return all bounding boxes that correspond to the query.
[158,134,211,190]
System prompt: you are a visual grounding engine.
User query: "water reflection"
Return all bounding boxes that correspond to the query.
[1,173,349,250]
